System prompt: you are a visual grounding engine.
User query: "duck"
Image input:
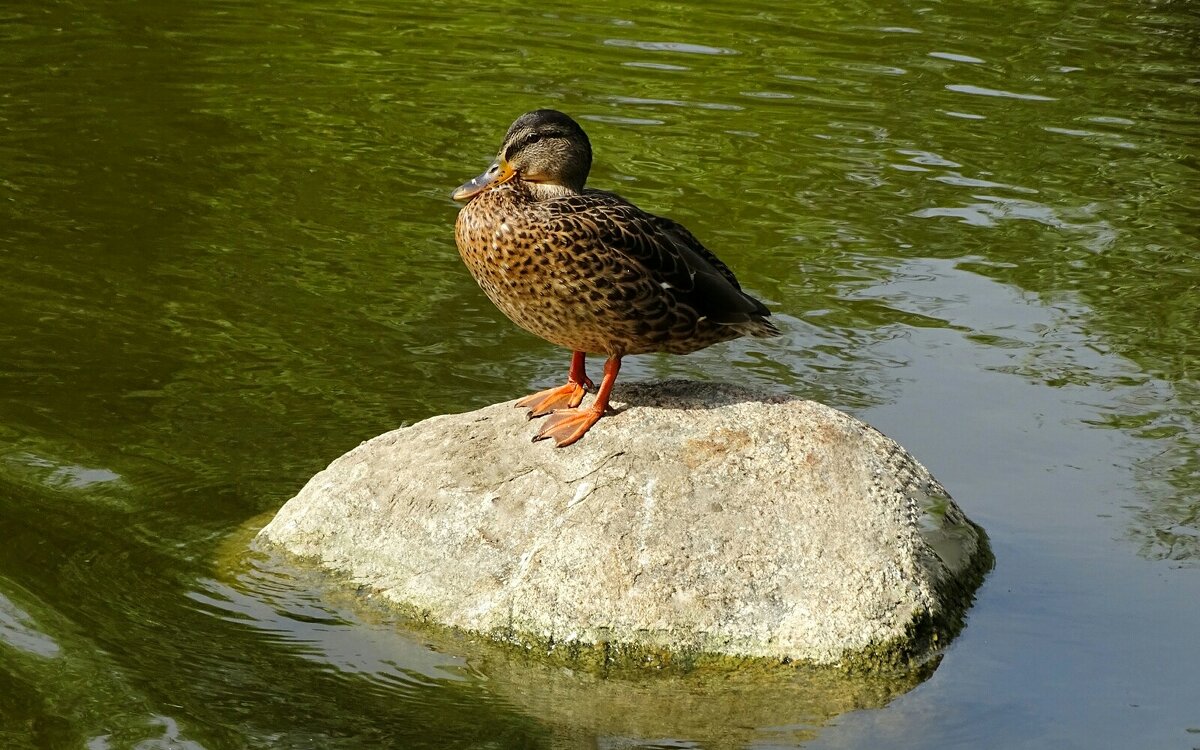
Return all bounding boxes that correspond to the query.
[452,109,779,447]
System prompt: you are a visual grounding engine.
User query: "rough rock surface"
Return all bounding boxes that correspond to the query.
[257,380,989,669]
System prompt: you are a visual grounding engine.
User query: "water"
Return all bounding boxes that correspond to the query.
[1,0,1197,747]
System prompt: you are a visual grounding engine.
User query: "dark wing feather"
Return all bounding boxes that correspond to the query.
[550,190,770,325]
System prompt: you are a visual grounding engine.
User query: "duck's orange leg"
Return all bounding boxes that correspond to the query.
[516,351,595,418]
[534,356,622,447]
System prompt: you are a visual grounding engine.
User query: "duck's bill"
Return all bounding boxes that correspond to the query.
[452,158,516,201]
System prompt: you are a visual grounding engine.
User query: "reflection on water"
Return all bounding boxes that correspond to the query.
[1,0,1197,747]
[0,592,61,658]
[203,538,927,748]
[189,572,471,688]
[86,716,206,750]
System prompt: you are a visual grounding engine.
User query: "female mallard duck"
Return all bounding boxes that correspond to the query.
[453,109,779,447]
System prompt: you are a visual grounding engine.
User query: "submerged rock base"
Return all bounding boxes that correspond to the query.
[256,380,990,671]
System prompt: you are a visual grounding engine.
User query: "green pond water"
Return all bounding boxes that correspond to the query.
[2,0,1198,747]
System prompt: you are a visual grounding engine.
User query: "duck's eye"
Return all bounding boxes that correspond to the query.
[504,132,550,161]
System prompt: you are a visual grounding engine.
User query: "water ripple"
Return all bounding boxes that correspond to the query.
[609,94,743,111]
[945,83,1057,101]
[604,38,740,56]
[0,591,60,658]
[188,562,470,689]
[929,51,986,64]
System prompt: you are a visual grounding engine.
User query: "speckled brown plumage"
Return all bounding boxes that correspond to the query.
[452,109,780,446]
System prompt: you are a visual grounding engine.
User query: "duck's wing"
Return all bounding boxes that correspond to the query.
[549,191,772,325]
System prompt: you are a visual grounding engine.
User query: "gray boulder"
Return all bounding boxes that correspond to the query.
[256,380,990,670]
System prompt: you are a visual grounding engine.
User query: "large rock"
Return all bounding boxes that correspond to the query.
[256,380,990,670]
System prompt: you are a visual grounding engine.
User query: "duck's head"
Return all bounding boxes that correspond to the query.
[452,109,593,202]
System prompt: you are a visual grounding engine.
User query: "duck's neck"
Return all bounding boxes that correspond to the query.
[522,181,583,201]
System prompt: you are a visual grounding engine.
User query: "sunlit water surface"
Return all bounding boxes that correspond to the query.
[1,0,1197,748]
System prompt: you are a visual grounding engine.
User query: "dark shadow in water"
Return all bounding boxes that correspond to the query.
[605,378,796,415]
